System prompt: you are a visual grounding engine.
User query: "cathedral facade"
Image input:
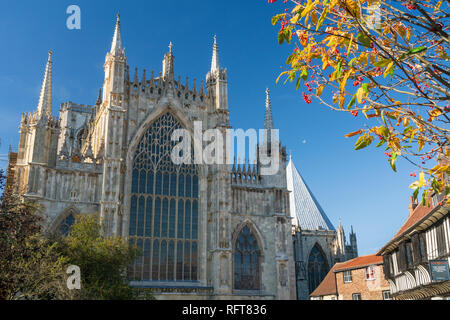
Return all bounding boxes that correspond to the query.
[7,15,358,300]
[7,15,296,300]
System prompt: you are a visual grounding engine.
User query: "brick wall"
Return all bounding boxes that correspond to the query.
[336,264,390,300]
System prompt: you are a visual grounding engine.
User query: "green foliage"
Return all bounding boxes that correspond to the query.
[0,167,151,300]
[58,214,144,300]
[0,169,70,300]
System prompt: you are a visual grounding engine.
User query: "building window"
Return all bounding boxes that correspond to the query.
[382,290,392,300]
[436,221,447,257]
[234,226,261,291]
[128,112,199,282]
[365,266,376,280]
[343,270,352,283]
[405,242,413,268]
[308,244,329,294]
[388,254,394,275]
[352,293,362,300]
[59,213,75,235]
[419,235,426,262]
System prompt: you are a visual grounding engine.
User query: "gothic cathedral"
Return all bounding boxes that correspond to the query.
[7,15,357,300]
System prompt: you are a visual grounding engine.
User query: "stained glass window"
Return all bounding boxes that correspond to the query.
[129,112,199,282]
[234,226,261,290]
[308,244,329,293]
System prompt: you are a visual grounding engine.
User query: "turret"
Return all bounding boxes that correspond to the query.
[350,226,358,258]
[103,14,127,101]
[206,36,228,112]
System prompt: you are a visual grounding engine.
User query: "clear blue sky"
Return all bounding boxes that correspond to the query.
[0,0,418,256]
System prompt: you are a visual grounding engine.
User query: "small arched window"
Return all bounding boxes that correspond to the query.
[234,225,261,290]
[59,213,75,235]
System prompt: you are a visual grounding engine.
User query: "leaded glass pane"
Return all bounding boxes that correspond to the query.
[154,198,161,237]
[169,199,176,238]
[129,112,199,283]
[168,241,175,281]
[145,197,153,237]
[129,196,137,236]
[185,200,191,239]
[186,175,191,198]
[137,197,145,236]
[192,200,198,240]
[161,198,169,238]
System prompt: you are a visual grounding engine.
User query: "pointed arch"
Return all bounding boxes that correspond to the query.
[48,206,80,235]
[307,242,330,294]
[233,220,263,291]
[125,109,200,283]
[232,219,266,252]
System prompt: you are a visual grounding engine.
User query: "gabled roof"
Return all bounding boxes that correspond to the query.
[286,157,335,231]
[334,254,383,273]
[394,203,434,239]
[310,263,343,297]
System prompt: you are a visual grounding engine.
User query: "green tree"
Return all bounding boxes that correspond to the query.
[0,169,70,300]
[58,213,152,300]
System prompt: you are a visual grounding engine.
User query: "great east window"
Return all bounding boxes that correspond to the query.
[128,113,199,282]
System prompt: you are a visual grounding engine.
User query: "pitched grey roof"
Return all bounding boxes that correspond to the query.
[286,157,335,231]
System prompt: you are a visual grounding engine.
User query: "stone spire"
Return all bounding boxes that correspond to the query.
[110,13,123,55]
[264,88,274,131]
[162,42,175,81]
[211,35,220,72]
[37,50,53,118]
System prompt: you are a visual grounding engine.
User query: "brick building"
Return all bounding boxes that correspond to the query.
[311,254,392,300]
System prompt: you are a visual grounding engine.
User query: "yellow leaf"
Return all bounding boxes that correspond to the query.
[292,4,303,14]
[345,129,364,138]
[418,136,425,152]
[397,24,406,39]
[311,11,318,25]
[301,0,314,18]
[290,14,300,24]
[316,85,324,97]
[356,87,365,103]
[384,61,394,78]
[406,28,411,42]
[419,172,425,186]
[347,34,354,56]
[341,70,351,90]
[338,94,345,109]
